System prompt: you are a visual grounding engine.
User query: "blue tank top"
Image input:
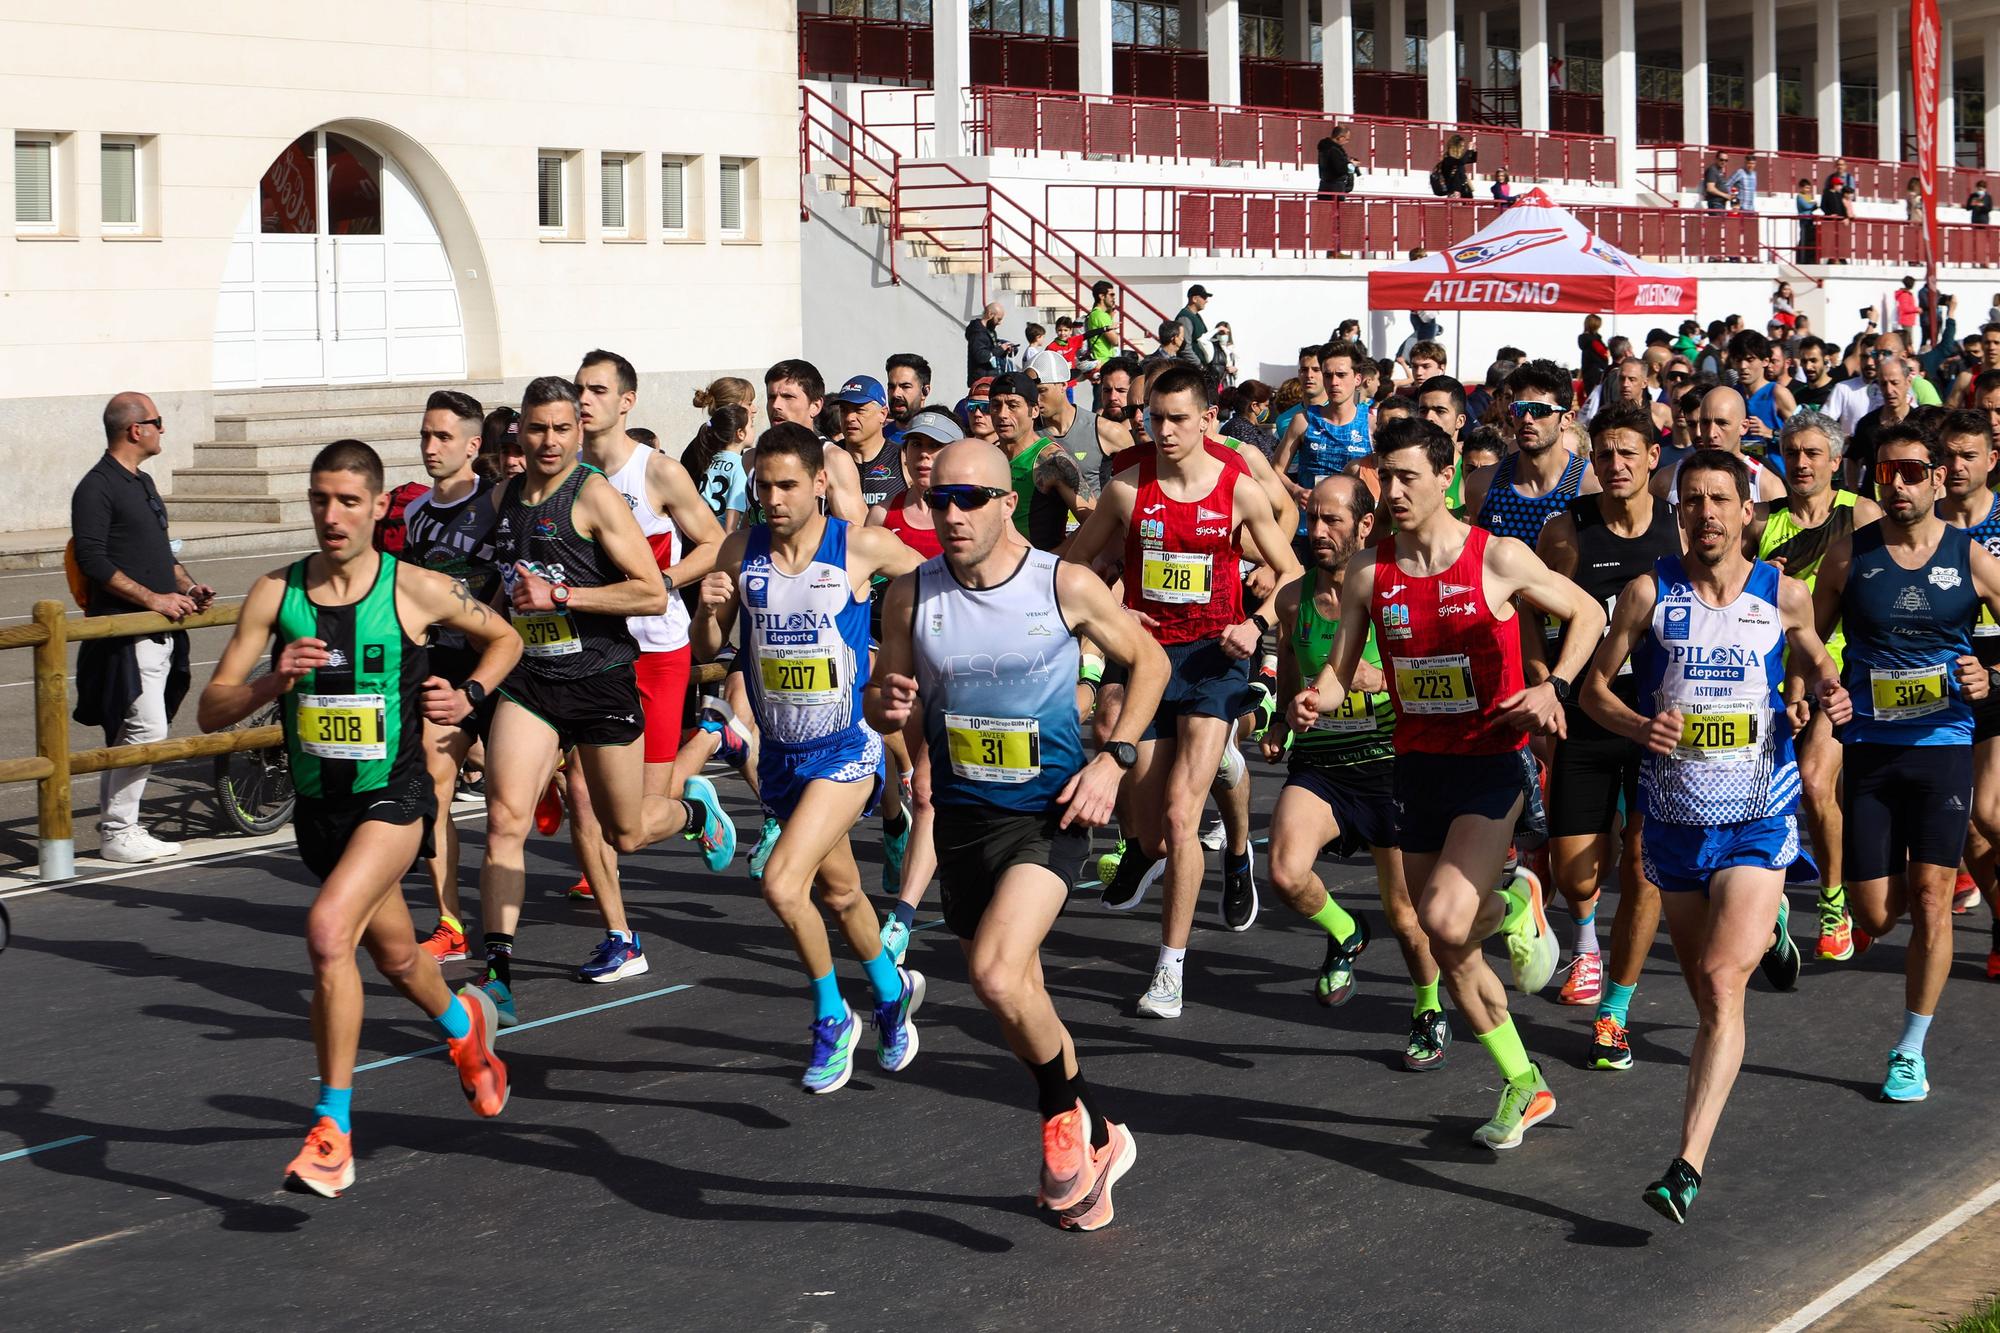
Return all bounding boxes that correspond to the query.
[1839,521,1977,746]
[1290,405,1371,487]
[1474,452,1588,544]
[1745,381,1783,433]
[741,517,874,751]
[1952,491,2000,665]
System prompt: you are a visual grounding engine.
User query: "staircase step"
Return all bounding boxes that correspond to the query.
[171,459,428,499]
[215,404,442,444]
[165,494,316,525]
[185,436,424,471]
[213,379,505,417]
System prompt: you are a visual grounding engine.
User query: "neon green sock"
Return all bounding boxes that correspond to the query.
[1308,892,1357,944]
[1818,882,1846,912]
[1412,977,1441,1016]
[1475,1018,1535,1085]
[1498,879,1529,934]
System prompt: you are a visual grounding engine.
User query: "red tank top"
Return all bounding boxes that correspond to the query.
[1369,525,1526,755]
[1122,445,1246,645]
[880,492,942,560]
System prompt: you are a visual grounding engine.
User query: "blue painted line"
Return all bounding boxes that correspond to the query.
[0,1134,93,1163]
[345,982,697,1077]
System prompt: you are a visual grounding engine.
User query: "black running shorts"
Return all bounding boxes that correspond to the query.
[1282,757,1397,855]
[499,664,645,751]
[1843,742,1974,880]
[932,804,1090,939]
[1546,731,1643,839]
[293,777,436,882]
[1392,747,1541,856]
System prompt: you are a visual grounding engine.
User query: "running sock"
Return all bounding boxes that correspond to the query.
[314,1085,353,1134]
[1157,945,1187,980]
[1412,976,1442,1016]
[1599,980,1638,1026]
[482,933,514,987]
[1475,1018,1535,1085]
[1030,1052,1073,1120]
[882,807,909,839]
[861,948,904,1005]
[1573,906,1599,956]
[678,796,710,839]
[1225,846,1250,875]
[1819,882,1847,913]
[1069,1069,1112,1148]
[1498,879,1531,933]
[809,971,846,1023]
[434,994,472,1041]
[891,900,917,929]
[437,912,463,934]
[1308,892,1358,945]
[1894,1010,1934,1059]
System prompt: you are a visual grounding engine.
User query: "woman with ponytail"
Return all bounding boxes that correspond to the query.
[684,403,753,533]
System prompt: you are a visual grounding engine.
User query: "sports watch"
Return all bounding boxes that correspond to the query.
[550,583,571,609]
[1103,741,1139,770]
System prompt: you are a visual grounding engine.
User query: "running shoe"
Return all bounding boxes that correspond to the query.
[447,986,510,1118]
[533,777,564,836]
[1057,1121,1138,1232]
[1588,1015,1633,1071]
[1100,849,1158,912]
[1199,814,1226,850]
[1881,1050,1930,1103]
[1473,1063,1556,1150]
[566,877,595,901]
[882,815,911,895]
[1816,897,1854,961]
[873,968,926,1072]
[1404,1008,1451,1072]
[1852,926,1875,957]
[1953,869,1979,914]
[681,775,738,872]
[284,1117,355,1198]
[748,817,781,880]
[1249,675,1278,741]
[1760,895,1803,992]
[1988,923,2000,980]
[1096,839,1126,885]
[880,914,911,966]
[802,1005,859,1094]
[1219,846,1259,931]
[697,696,756,773]
[1038,1102,1094,1211]
[1642,1156,1702,1226]
[1217,737,1247,789]
[1136,966,1183,1019]
[466,975,518,1028]
[419,918,468,963]
[1316,913,1371,1007]
[1560,949,1604,1006]
[1503,867,1558,996]
[576,931,649,984]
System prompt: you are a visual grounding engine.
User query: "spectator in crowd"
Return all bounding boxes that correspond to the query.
[477,405,523,482]
[1725,154,1759,210]
[1218,380,1277,457]
[1014,322,1050,372]
[1894,276,1920,343]
[1174,284,1214,367]
[1316,123,1356,197]
[1905,177,1924,221]
[1576,314,1610,396]
[1989,291,2000,326]
[1084,280,1119,368]
[1702,151,1730,210]
[1333,317,1363,343]
[70,392,216,863]
[1969,180,1993,224]
[1491,168,1515,205]
[1793,180,1818,263]
[1432,134,1477,198]
[1771,282,1797,330]
[1051,316,1085,367]
[1210,321,1239,387]
[965,301,1012,386]
[1145,320,1188,367]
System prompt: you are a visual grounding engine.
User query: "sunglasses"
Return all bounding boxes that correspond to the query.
[964,400,991,413]
[1874,457,1936,487]
[924,484,1012,512]
[135,417,164,431]
[1509,400,1562,421]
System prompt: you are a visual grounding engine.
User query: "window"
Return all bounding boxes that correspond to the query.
[538,152,565,230]
[101,138,139,229]
[1113,1,1179,47]
[719,158,747,237]
[661,155,689,235]
[1241,12,1287,60]
[601,153,629,234]
[832,0,931,19]
[15,134,54,230]
[971,1,1064,36]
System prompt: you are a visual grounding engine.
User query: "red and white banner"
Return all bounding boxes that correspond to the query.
[1912,0,1942,308]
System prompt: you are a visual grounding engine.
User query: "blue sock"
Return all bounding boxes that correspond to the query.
[313,1085,353,1134]
[1894,1010,1934,1058]
[861,948,904,1005]
[892,900,916,929]
[1598,981,1637,1026]
[433,995,472,1041]
[1226,846,1250,875]
[809,971,846,1023]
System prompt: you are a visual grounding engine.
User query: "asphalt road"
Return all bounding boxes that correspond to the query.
[3,771,1998,1332]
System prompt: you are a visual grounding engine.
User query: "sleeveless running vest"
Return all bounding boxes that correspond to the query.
[1054,405,1106,488]
[1633,556,1799,824]
[855,438,906,510]
[1291,567,1395,769]
[400,479,502,650]
[1123,449,1246,645]
[880,491,942,560]
[1289,403,1371,487]
[602,443,690,653]
[1838,521,1977,746]
[276,555,427,802]
[1555,495,1680,736]
[493,462,640,680]
[1760,491,1857,669]
[741,517,872,750]
[1745,380,1783,433]
[1370,525,1527,756]
[1474,452,1588,544]
[912,548,1085,811]
[1951,491,2000,666]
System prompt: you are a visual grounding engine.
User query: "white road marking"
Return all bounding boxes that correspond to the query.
[0,658,222,688]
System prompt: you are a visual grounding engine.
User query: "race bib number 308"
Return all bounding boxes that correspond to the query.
[297,693,387,760]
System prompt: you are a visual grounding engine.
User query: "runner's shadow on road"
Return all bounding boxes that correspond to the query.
[16,933,310,1018]
[1737,1060,1881,1101]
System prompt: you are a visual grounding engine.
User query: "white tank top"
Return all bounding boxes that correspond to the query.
[603,443,689,652]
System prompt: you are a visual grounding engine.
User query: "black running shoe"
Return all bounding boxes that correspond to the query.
[1403,1007,1450,1071]
[1316,913,1370,1007]
[1759,895,1802,993]
[1219,847,1259,932]
[1643,1156,1702,1225]
[1099,848,1157,912]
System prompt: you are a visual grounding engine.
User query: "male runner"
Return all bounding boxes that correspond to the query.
[1275,341,1371,511]
[869,440,1168,1230]
[1974,368,2000,442]
[1065,364,1300,1017]
[565,349,727,981]
[1582,448,1850,1224]
[1268,474,1451,1070]
[990,371,1087,550]
[1729,330,1797,444]
[883,352,930,443]
[763,358,867,521]
[400,389,502,962]
[693,423,925,1092]
[1813,422,2000,1101]
[1464,360,1600,544]
[472,377,733,1026]
[1033,350,1130,503]
[1761,412,1879,961]
[1534,403,1679,1065]
[1294,415,1604,1149]
[833,375,906,511]
[1652,387,1789,510]
[198,440,518,1195]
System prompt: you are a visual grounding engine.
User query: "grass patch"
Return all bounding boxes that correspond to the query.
[1936,1295,2000,1333]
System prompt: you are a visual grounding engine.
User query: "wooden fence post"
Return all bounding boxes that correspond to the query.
[32,600,73,881]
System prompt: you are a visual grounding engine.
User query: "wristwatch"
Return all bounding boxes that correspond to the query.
[550,583,571,609]
[1250,611,1274,635]
[461,679,487,709]
[1102,741,1139,770]
[1548,675,1573,705]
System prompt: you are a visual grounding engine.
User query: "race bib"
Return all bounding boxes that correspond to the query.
[296,693,387,761]
[1392,654,1478,714]
[760,646,841,705]
[514,611,580,658]
[945,713,1041,783]
[1976,606,1998,639]
[1141,550,1212,605]
[1674,704,1758,764]
[1869,664,1948,721]
[1310,688,1382,734]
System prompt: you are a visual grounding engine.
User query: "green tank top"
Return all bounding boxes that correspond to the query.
[276,554,428,802]
[1758,491,1855,668]
[1291,568,1395,766]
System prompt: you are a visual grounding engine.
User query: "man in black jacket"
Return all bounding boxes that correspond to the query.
[965,302,1012,387]
[1317,125,1356,197]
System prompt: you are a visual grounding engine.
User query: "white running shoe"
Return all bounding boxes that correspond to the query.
[1136,966,1184,1019]
[100,828,181,864]
[1504,867,1559,995]
[1199,815,1226,851]
[1217,738,1247,789]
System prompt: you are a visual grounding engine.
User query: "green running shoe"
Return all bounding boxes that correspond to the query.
[1403,1007,1451,1071]
[1316,913,1371,1007]
[748,817,781,880]
[1760,894,1802,992]
[1472,1063,1556,1150]
[1643,1156,1702,1225]
[1096,839,1126,886]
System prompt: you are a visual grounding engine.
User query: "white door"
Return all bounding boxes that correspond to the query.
[215,130,466,387]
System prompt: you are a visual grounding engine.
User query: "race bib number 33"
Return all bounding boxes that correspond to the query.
[297,693,387,760]
[1392,654,1477,714]
[945,713,1041,783]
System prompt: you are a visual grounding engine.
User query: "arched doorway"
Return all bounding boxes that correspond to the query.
[214,128,468,387]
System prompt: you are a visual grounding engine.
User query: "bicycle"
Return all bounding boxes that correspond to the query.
[212,661,295,835]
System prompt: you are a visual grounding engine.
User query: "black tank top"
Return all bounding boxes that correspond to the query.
[401,479,502,649]
[1558,494,1680,734]
[493,462,638,680]
[857,438,906,509]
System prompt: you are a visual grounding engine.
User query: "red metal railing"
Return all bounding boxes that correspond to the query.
[799,14,932,85]
[1633,145,1988,209]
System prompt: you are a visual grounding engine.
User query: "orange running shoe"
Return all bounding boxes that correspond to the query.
[448,987,510,1118]
[284,1117,355,1198]
[1037,1102,1092,1212]
[1560,950,1604,1006]
[533,777,564,836]
[1816,907,1854,962]
[566,877,595,901]
[1953,870,1979,914]
[1058,1121,1137,1232]
[420,918,468,963]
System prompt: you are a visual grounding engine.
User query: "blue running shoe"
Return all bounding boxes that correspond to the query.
[697,697,755,772]
[466,976,518,1028]
[681,775,737,872]
[874,968,926,1072]
[882,816,911,894]
[1881,1050,1930,1102]
[749,817,781,880]
[576,931,649,984]
[880,915,911,966]
[803,1005,859,1094]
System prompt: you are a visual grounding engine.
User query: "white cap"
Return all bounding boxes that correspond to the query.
[1027,350,1072,385]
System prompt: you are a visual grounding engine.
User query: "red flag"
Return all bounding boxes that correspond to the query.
[1911,0,1941,335]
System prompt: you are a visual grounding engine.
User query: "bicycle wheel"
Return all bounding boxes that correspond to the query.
[213,663,295,836]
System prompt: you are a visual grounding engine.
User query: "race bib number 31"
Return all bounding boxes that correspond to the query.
[514,611,580,658]
[1869,664,1948,721]
[1141,550,1212,605]
[297,693,387,761]
[1392,654,1477,714]
[945,713,1041,783]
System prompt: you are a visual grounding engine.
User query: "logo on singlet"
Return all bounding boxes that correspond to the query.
[744,575,769,608]
[1894,587,1931,616]
[534,518,558,538]
[1382,603,1411,639]
[323,648,350,669]
[1663,605,1690,641]
[1930,565,1963,591]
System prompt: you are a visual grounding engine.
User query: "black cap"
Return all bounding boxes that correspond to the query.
[1644,327,1672,346]
[989,372,1036,402]
[1187,284,1213,299]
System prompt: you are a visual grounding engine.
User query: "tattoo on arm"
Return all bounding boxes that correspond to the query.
[449,578,492,624]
